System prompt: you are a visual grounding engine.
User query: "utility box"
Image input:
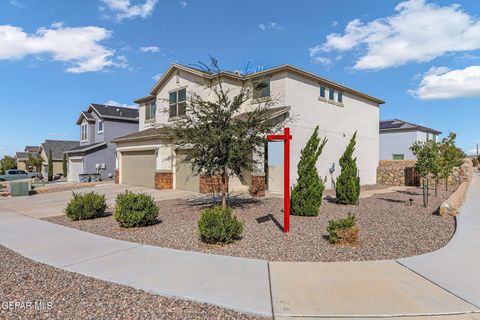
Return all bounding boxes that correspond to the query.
[10,180,31,197]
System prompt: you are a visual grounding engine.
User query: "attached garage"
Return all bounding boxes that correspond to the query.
[175,150,199,192]
[68,158,83,182]
[121,150,156,188]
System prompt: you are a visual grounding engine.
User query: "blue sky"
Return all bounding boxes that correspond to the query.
[1,0,479,157]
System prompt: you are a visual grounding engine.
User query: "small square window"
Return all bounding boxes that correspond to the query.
[320,86,326,98]
[329,88,335,100]
[392,154,405,160]
[253,79,270,100]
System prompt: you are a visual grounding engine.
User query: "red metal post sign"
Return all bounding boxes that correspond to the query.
[267,127,292,233]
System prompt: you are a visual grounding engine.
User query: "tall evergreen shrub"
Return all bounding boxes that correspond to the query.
[336,132,360,205]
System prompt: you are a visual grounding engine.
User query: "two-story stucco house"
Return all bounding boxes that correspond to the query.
[113,64,384,195]
[65,104,138,182]
[380,119,442,160]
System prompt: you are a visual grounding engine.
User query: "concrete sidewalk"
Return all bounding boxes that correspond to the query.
[1,176,480,318]
[399,172,480,309]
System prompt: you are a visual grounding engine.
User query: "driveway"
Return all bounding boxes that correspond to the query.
[0,183,195,218]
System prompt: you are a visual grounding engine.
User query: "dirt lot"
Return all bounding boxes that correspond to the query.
[45,186,456,262]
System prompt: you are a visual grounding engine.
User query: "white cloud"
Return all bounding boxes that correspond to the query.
[0,23,120,73]
[10,0,24,8]
[104,99,137,109]
[140,46,160,53]
[313,56,333,66]
[331,21,338,27]
[409,65,480,100]
[179,1,188,8]
[152,73,162,81]
[258,22,285,31]
[312,0,480,70]
[100,0,158,22]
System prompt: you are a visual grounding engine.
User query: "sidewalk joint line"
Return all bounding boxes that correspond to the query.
[61,243,144,268]
[267,261,275,319]
[395,260,480,310]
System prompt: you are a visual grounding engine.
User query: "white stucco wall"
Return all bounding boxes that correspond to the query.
[284,72,380,188]
[379,130,434,160]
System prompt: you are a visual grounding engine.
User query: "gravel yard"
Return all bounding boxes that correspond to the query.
[45,187,456,262]
[0,245,266,320]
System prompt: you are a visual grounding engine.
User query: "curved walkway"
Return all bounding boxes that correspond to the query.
[1,175,480,318]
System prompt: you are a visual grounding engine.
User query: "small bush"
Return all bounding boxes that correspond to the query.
[326,213,358,244]
[65,191,107,220]
[198,206,244,244]
[114,190,159,228]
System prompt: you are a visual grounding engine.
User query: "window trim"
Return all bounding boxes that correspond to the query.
[81,123,88,142]
[328,88,335,101]
[98,120,104,134]
[169,88,187,119]
[144,100,157,122]
[320,85,326,98]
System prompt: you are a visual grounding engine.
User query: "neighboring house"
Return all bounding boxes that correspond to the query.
[113,63,384,195]
[380,119,442,160]
[65,104,139,182]
[15,146,40,171]
[39,140,79,177]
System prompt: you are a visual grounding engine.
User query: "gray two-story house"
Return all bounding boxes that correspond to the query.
[65,104,139,182]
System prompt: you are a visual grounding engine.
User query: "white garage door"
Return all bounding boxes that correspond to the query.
[68,159,83,182]
[121,150,156,188]
[175,150,199,192]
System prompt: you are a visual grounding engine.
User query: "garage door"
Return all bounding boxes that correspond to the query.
[68,159,83,182]
[175,151,199,192]
[121,150,156,188]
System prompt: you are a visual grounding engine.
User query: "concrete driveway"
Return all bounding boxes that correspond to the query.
[0,183,195,218]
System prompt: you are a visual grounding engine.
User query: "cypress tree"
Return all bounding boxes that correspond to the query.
[62,153,68,178]
[48,150,53,182]
[336,132,360,205]
[291,126,327,216]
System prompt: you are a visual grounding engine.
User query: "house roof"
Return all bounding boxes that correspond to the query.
[64,142,107,155]
[141,63,384,105]
[76,104,139,125]
[24,146,39,153]
[40,140,80,160]
[16,152,31,160]
[112,127,173,143]
[234,106,291,122]
[380,119,442,135]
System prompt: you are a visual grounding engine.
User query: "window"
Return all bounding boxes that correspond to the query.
[338,92,343,103]
[7,170,17,175]
[253,79,270,100]
[98,120,103,133]
[81,123,88,141]
[169,88,187,118]
[320,86,326,98]
[392,154,405,160]
[145,101,157,121]
[17,170,26,175]
[328,88,335,100]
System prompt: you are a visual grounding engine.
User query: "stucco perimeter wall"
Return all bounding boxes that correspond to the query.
[377,160,417,186]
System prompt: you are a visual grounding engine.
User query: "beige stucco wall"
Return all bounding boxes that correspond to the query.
[17,160,27,171]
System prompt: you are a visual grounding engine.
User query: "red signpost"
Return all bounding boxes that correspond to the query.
[267,127,292,233]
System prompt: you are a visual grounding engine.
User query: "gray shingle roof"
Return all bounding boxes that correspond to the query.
[380,119,442,135]
[90,104,139,120]
[64,142,106,154]
[112,127,172,143]
[16,152,31,160]
[24,146,39,153]
[41,140,80,160]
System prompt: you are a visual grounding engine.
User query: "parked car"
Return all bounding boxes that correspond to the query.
[0,170,42,181]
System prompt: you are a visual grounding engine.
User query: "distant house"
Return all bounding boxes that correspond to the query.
[39,140,79,177]
[65,104,138,182]
[380,119,442,160]
[15,146,39,171]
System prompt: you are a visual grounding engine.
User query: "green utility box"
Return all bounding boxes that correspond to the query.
[10,180,31,197]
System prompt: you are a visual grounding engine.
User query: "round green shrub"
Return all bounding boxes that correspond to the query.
[114,190,159,228]
[64,191,107,220]
[198,206,244,244]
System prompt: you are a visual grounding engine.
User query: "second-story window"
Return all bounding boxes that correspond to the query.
[145,101,157,121]
[328,88,335,100]
[337,92,343,103]
[169,88,186,118]
[98,120,103,133]
[320,85,326,98]
[253,79,270,100]
[81,123,88,142]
